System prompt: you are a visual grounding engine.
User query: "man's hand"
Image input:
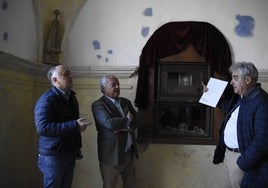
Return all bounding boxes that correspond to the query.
[127,111,134,122]
[77,118,92,132]
[202,82,209,93]
[113,111,134,134]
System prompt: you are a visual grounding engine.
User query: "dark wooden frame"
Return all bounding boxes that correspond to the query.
[157,62,208,100]
[137,61,222,145]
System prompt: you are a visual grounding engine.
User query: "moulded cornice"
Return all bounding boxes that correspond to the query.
[0,52,138,78]
[0,52,51,76]
[69,66,138,78]
[1,52,268,81]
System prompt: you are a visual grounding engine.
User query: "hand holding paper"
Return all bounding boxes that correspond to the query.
[199,78,228,107]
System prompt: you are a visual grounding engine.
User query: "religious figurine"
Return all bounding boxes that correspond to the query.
[44,9,61,64]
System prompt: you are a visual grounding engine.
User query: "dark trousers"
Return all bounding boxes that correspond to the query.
[38,154,76,188]
[99,153,137,188]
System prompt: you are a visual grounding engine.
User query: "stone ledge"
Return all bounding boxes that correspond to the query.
[1,52,268,81]
[69,66,138,78]
[0,52,138,78]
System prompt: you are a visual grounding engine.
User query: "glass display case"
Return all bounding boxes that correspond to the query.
[157,62,208,100]
[152,62,213,143]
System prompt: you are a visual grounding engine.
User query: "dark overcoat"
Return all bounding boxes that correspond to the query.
[92,96,139,166]
[213,84,268,188]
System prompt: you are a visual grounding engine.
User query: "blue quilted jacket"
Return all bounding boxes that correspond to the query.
[213,84,268,188]
[34,86,81,156]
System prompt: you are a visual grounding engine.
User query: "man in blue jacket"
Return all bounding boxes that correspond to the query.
[211,62,268,188]
[34,65,91,188]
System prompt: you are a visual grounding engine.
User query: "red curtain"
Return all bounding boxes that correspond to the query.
[134,21,232,109]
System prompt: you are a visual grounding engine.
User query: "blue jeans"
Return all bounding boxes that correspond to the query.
[38,154,76,188]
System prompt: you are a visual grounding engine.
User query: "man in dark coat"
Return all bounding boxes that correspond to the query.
[211,62,268,188]
[34,65,91,188]
[91,74,139,188]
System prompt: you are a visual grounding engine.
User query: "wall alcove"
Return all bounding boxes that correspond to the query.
[135,22,232,145]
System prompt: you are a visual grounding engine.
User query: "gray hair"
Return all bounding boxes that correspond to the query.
[229,62,258,82]
[47,66,57,84]
[99,74,117,93]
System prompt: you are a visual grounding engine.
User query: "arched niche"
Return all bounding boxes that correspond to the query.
[135,21,232,144]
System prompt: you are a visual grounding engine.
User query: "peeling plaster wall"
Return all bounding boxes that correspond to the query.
[2,0,267,69]
[2,54,268,187]
[66,0,268,69]
[0,54,48,187]
[1,0,268,187]
[0,0,37,62]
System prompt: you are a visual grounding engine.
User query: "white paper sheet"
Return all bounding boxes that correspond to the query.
[199,77,228,107]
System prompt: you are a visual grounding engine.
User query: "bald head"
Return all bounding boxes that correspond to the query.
[47,65,73,91]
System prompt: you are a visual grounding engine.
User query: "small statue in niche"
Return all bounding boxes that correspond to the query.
[43,9,61,64]
[178,73,192,86]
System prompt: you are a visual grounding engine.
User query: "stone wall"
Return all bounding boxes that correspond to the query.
[1,53,268,188]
